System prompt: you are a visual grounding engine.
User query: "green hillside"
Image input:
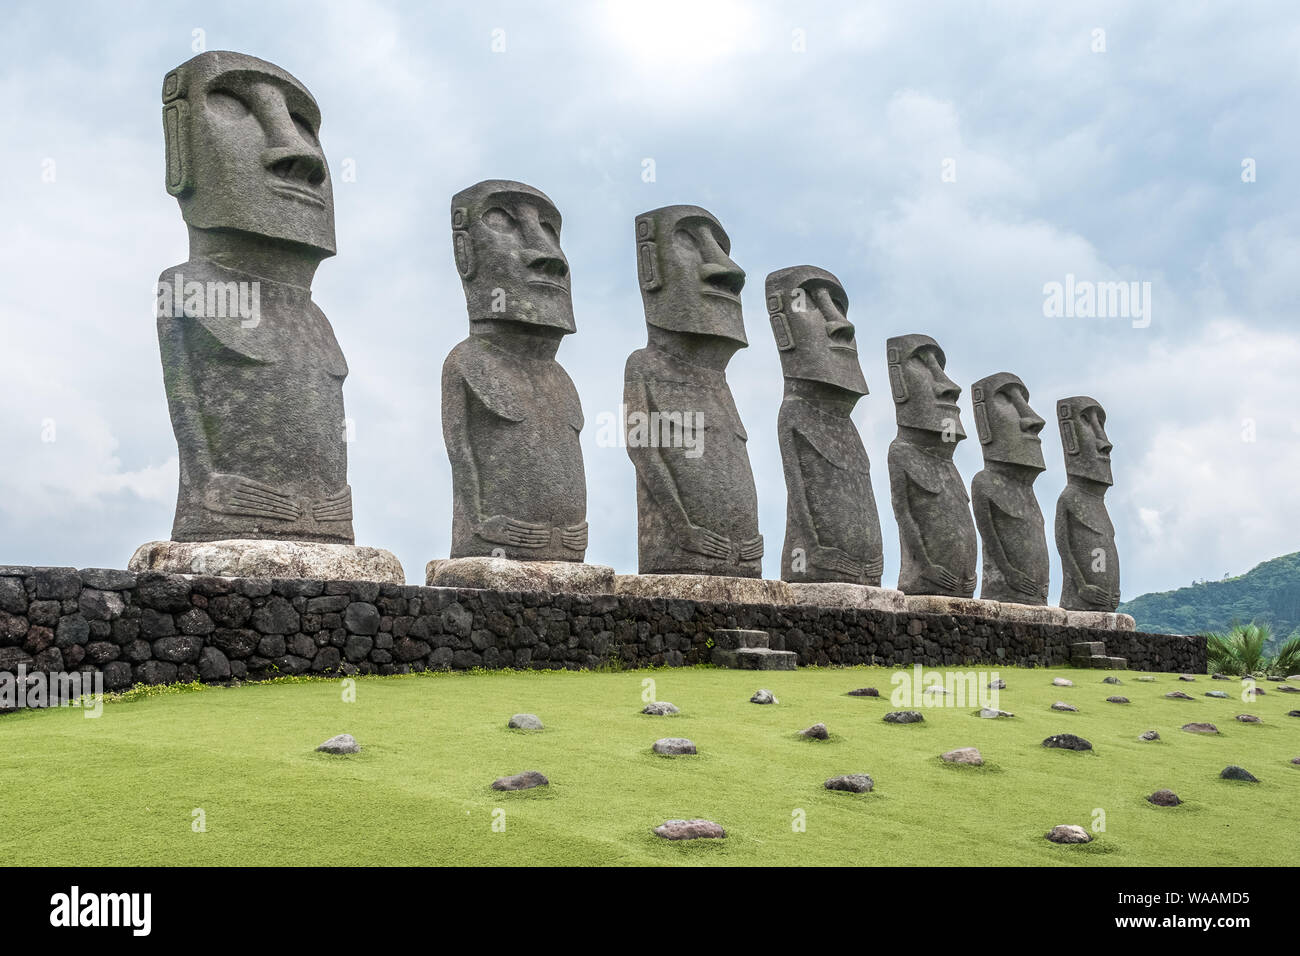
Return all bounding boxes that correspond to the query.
[1120,552,1300,645]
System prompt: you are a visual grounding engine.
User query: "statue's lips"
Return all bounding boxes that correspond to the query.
[267,180,326,208]
[527,278,570,292]
[701,288,741,304]
[829,343,858,354]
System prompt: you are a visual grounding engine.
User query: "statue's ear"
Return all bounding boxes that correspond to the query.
[1058,403,1079,454]
[635,215,660,292]
[162,68,194,198]
[452,206,475,279]
[887,346,907,402]
[767,291,794,351]
[972,384,992,444]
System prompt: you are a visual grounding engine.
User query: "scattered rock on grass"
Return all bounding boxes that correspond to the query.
[941,747,983,765]
[1052,677,1073,687]
[1107,696,1130,704]
[1102,676,1122,685]
[1182,722,1219,734]
[316,733,359,755]
[1206,691,1228,699]
[654,819,725,840]
[1220,765,1258,782]
[1045,824,1092,844]
[1287,710,1300,718]
[1051,701,1079,712]
[800,723,830,740]
[1235,714,1261,723]
[1043,733,1092,751]
[750,689,777,705]
[1211,673,1230,680]
[642,702,679,716]
[1178,675,1196,682]
[1147,789,1181,806]
[847,687,879,697]
[979,707,1015,719]
[653,737,697,755]
[883,710,924,724]
[1139,730,1160,741]
[1135,676,1156,682]
[1279,685,1300,694]
[1165,691,1194,700]
[825,774,874,793]
[989,678,1006,690]
[492,770,548,791]
[508,713,543,730]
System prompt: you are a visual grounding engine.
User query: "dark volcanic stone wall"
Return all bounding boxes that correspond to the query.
[0,566,1205,689]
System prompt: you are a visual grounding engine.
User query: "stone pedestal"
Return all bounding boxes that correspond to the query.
[903,594,1002,619]
[997,602,1069,626]
[129,539,405,584]
[1064,610,1135,631]
[614,573,794,605]
[788,582,905,612]
[426,557,614,594]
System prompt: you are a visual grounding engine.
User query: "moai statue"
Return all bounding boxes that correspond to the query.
[624,205,762,577]
[136,51,401,581]
[155,51,347,543]
[767,266,883,586]
[885,334,977,597]
[442,180,588,562]
[969,373,1050,604]
[1055,396,1119,610]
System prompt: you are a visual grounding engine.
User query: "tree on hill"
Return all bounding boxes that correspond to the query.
[1119,551,1300,649]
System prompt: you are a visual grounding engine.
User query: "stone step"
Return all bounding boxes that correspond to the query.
[730,647,798,671]
[712,629,770,651]
[1071,641,1106,658]
[1086,655,1127,670]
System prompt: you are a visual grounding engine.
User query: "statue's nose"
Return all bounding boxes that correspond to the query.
[525,250,569,280]
[261,146,327,186]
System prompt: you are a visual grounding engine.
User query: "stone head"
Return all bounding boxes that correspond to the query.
[635,205,747,346]
[886,333,965,439]
[766,266,868,397]
[162,51,335,255]
[971,372,1046,470]
[452,179,574,335]
[1058,396,1113,485]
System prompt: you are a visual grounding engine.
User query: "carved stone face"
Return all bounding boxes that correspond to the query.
[163,51,335,255]
[766,265,868,396]
[1058,396,1113,485]
[635,205,746,345]
[886,333,965,439]
[452,180,574,334]
[972,372,1046,470]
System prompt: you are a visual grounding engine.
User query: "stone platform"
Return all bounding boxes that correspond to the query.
[129,539,405,585]
[0,566,1204,689]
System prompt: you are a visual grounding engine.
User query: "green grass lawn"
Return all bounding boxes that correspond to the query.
[1,666,1297,866]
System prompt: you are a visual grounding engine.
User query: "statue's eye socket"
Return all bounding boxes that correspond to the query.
[541,221,560,243]
[291,114,318,145]
[672,227,701,256]
[482,207,519,235]
[207,90,250,119]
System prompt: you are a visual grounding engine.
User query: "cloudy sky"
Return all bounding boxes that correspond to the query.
[1,0,1295,602]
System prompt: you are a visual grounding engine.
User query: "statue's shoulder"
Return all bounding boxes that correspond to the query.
[973,471,1032,517]
[156,260,288,364]
[784,401,859,470]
